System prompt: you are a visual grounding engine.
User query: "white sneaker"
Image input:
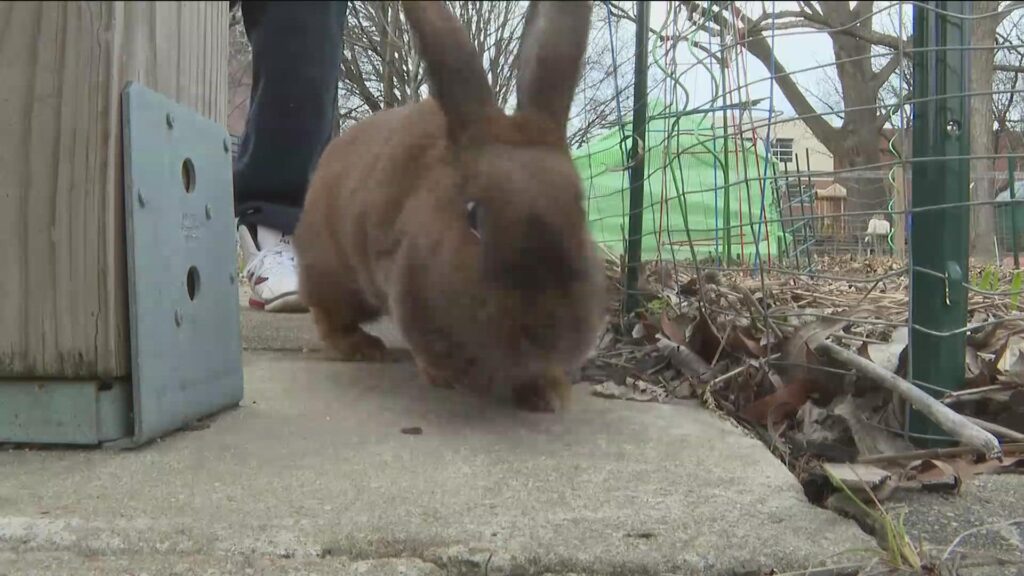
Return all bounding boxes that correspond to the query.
[237,223,309,313]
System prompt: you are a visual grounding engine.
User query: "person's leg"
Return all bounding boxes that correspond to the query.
[233,0,348,313]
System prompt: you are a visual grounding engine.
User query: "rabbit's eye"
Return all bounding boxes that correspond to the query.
[466,201,481,238]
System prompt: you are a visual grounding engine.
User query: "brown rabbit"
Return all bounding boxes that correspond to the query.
[293,0,606,412]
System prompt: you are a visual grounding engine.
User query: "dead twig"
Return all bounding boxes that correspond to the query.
[709,323,732,368]
[964,415,1024,442]
[709,353,782,389]
[734,283,785,341]
[858,443,1024,465]
[656,337,726,387]
[941,384,1017,404]
[815,341,1004,461]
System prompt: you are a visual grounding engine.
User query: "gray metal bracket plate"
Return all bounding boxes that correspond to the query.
[121,82,244,446]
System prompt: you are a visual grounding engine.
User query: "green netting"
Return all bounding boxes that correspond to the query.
[573,101,790,264]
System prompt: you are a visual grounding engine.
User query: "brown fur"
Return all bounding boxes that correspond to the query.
[293,1,606,412]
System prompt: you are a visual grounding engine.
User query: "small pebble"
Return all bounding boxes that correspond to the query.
[401,426,423,435]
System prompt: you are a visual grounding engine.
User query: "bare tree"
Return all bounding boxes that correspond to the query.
[227,5,253,138]
[994,8,1024,136]
[337,1,628,146]
[336,1,527,126]
[830,2,1022,260]
[337,1,416,124]
[970,1,1002,260]
[566,6,633,148]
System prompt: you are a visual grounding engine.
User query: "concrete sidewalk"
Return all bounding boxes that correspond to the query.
[0,311,873,575]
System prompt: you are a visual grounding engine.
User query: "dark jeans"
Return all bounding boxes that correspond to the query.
[231,1,348,236]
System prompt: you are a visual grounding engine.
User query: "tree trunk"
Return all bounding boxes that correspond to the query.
[835,111,889,221]
[970,1,999,262]
[832,22,889,234]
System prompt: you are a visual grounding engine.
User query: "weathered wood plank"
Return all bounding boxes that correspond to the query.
[0,1,228,378]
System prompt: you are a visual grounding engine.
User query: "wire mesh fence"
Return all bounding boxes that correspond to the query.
[579,1,1024,448]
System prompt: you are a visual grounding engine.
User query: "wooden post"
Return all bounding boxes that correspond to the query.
[0,2,228,380]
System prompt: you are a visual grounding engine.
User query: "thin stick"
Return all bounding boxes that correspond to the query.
[857,443,1024,465]
[656,338,725,385]
[964,416,1024,442]
[708,363,748,387]
[734,283,785,340]
[709,352,783,389]
[815,341,1004,461]
[942,384,1014,404]
[710,323,732,368]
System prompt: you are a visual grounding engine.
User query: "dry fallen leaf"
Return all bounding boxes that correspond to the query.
[963,346,992,389]
[822,462,895,502]
[740,379,813,425]
[778,315,858,407]
[687,310,723,365]
[590,379,665,403]
[784,315,850,370]
[832,395,916,458]
[862,327,908,374]
[996,335,1024,384]
[668,378,695,399]
[677,275,700,297]
[660,309,690,346]
[632,314,661,344]
[726,325,765,358]
[966,321,998,350]
[902,459,962,494]
[796,402,854,448]
[983,456,1024,474]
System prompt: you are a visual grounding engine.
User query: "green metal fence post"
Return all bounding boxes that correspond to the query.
[908,0,971,446]
[623,0,649,316]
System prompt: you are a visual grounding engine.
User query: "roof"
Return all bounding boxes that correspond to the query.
[817,183,848,198]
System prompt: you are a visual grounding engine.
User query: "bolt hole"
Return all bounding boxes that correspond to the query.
[182,158,196,193]
[186,266,200,301]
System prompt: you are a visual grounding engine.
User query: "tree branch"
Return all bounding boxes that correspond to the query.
[997,1,1024,25]
[871,53,904,91]
[875,91,908,131]
[683,2,839,147]
[603,1,720,63]
[816,340,1003,461]
[745,7,903,50]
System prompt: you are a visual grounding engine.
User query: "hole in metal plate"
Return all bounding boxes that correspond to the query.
[182,158,196,193]
[186,266,201,301]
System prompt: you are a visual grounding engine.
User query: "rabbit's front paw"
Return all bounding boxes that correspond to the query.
[324,329,389,362]
[512,368,571,413]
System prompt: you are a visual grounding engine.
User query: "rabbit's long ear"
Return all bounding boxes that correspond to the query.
[515,1,593,133]
[401,1,498,141]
